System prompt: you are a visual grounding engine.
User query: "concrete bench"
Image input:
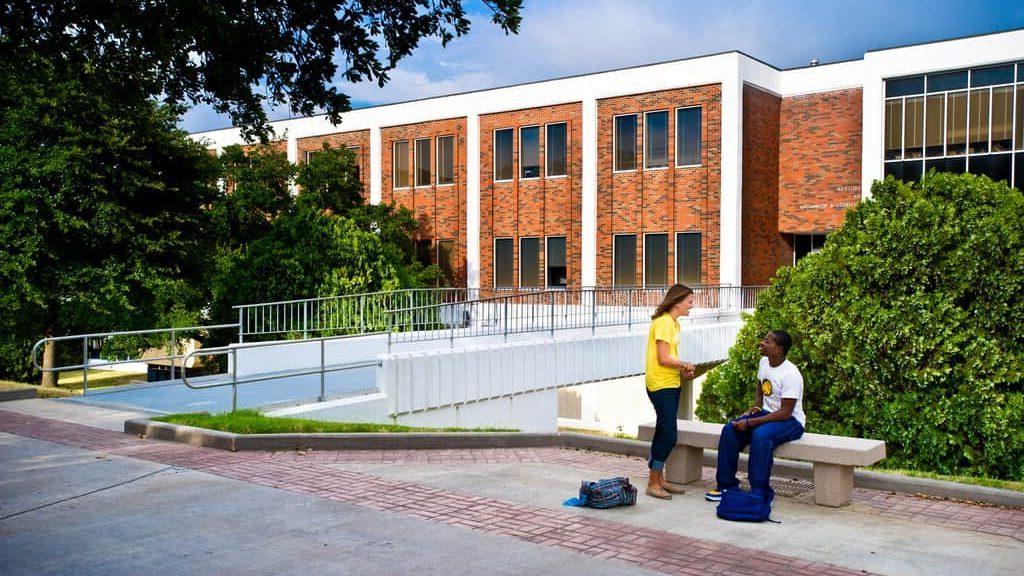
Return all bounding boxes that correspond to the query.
[638,419,886,507]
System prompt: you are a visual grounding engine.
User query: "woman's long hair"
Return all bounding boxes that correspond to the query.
[651,284,694,320]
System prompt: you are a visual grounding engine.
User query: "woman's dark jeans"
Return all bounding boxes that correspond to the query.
[646,387,681,471]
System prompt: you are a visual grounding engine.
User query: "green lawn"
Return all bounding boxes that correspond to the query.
[0,380,78,398]
[57,369,147,390]
[155,409,517,434]
[868,466,1024,493]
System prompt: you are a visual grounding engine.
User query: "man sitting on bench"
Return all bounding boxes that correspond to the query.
[705,330,806,503]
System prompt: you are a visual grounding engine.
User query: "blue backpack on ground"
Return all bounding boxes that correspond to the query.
[716,489,775,522]
[564,477,638,509]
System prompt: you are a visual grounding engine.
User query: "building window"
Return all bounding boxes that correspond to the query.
[415,138,431,186]
[520,126,540,179]
[546,123,567,177]
[884,61,1024,189]
[676,107,702,166]
[613,234,637,286]
[494,128,514,181]
[520,237,541,287]
[546,236,567,287]
[644,111,668,169]
[614,115,637,171]
[415,239,433,267]
[494,238,514,287]
[437,136,455,185]
[676,232,701,286]
[304,150,321,163]
[793,234,827,264]
[393,141,410,188]
[347,146,361,181]
[437,239,456,283]
[643,233,669,286]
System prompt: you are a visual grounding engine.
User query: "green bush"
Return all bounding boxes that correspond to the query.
[697,172,1024,481]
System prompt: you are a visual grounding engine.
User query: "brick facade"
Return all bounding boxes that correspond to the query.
[297,130,371,201]
[596,85,722,287]
[779,88,863,233]
[742,84,793,285]
[381,118,468,285]
[479,103,583,291]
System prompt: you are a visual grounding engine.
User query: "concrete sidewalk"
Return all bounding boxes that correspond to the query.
[1,398,1022,576]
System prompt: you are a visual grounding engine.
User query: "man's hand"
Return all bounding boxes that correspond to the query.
[732,419,750,432]
[744,406,761,416]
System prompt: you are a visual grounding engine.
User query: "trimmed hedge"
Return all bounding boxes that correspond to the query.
[697,173,1024,480]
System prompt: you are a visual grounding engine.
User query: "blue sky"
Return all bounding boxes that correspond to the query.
[180,0,1024,134]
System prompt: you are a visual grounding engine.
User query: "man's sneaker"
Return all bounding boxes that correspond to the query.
[704,489,725,502]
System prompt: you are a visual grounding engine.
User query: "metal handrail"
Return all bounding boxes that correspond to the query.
[31,323,240,395]
[231,287,470,310]
[181,331,386,411]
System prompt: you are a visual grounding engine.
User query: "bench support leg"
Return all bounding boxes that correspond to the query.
[813,463,854,507]
[665,446,703,485]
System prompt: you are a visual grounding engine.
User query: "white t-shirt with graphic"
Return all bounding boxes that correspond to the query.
[757,356,806,427]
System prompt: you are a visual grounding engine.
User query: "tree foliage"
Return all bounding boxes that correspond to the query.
[0,1,523,139]
[697,173,1024,480]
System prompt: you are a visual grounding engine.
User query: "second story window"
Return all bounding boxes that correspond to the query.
[437,136,455,185]
[614,115,637,171]
[494,128,514,181]
[644,111,668,169]
[347,146,361,181]
[546,123,567,177]
[393,141,410,188]
[676,107,702,166]
[520,126,540,178]
[415,138,431,186]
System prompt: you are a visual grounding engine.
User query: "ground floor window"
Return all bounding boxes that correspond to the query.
[546,236,567,287]
[676,232,701,285]
[436,239,456,284]
[643,233,669,286]
[520,237,542,287]
[494,238,514,287]
[613,234,637,286]
[793,234,827,264]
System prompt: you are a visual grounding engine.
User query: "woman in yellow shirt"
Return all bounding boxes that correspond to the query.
[645,284,696,499]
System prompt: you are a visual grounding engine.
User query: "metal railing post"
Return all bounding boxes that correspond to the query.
[359,297,365,333]
[590,289,596,334]
[549,291,555,338]
[628,288,633,329]
[238,308,245,343]
[231,348,238,412]
[503,298,509,342]
[303,301,309,339]
[319,338,326,402]
[82,337,89,396]
[169,328,176,381]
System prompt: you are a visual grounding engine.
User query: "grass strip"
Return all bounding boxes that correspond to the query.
[867,466,1024,493]
[155,409,517,434]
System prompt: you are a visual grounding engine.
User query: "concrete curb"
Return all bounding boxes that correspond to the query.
[0,389,37,402]
[124,418,1024,508]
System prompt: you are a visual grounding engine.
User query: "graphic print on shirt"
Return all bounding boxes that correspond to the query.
[761,379,773,397]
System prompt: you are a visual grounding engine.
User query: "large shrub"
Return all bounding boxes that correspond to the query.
[697,173,1024,480]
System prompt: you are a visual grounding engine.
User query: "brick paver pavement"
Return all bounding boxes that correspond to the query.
[3,409,1023,575]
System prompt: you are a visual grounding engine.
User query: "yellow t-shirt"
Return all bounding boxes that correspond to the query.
[645,314,681,391]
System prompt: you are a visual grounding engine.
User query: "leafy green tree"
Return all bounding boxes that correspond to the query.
[0,1,523,139]
[0,56,222,383]
[698,173,1024,480]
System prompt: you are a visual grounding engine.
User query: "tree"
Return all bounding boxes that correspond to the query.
[209,144,438,337]
[697,173,1024,480]
[0,55,222,383]
[0,1,523,140]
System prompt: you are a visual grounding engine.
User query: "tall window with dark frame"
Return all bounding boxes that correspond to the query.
[415,139,431,186]
[519,237,541,287]
[676,232,701,286]
[644,111,668,169]
[494,238,514,288]
[613,234,637,286]
[415,239,433,267]
[614,115,637,171]
[676,107,702,166]
[546,123,567,177]
[520,126,540,178]
[437,136,455,185]
[437,239,456,284]
[644,233,669,286]
[347,146,361,182]
[494,129,514,181]
[546,236,567,287]
[393,141,410,188]
[883,62,1023,189]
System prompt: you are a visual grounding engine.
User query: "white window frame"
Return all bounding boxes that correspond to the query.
[675,231,702,285]
[674,105,702,168]
[611,233,637,287]
[414,138,432,188]
[792,233,828,265]
[518,236,542,288]
[393,140,411,190]
[544,235,568,288]
[493,237,515,288]
[643,110,670,171]
[519,125,541,180]
[545,122,569,179]
[436,135,455,186]
[612,114,638,173]
[493,128,515,183]
[304,150,319,164]
[641,232,669,287]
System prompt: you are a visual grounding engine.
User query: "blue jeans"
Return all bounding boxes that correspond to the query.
[646,387,681,471]
[716,410,804,497]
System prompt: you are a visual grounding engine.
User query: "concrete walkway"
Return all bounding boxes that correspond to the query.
[1,398,1022,576]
